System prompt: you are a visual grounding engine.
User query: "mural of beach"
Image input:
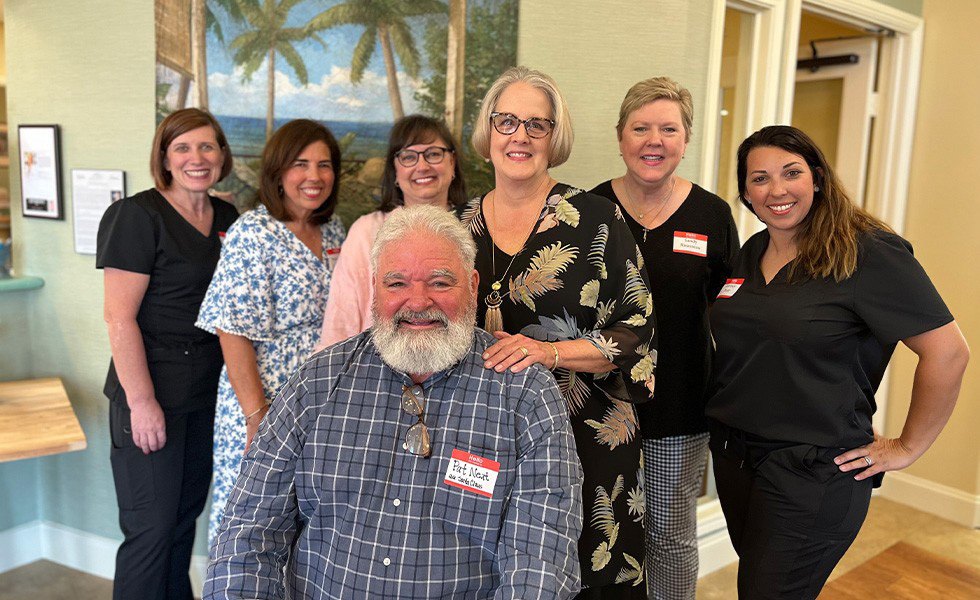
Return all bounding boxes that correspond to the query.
[155,0,518,225]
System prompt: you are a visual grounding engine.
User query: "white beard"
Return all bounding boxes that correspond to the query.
[371,302,477,375]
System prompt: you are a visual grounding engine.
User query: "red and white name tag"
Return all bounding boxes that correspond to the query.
[325,246,341,269]
[444,449,500,498]
[716,278,744,299]
[218,231,227,244]
[673,231,708,257]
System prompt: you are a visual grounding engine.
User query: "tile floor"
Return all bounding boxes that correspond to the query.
[0,497,976,599]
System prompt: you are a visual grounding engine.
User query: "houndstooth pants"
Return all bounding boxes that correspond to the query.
[642,433,710,600]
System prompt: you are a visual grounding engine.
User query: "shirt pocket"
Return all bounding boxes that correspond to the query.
[429,443,513,546]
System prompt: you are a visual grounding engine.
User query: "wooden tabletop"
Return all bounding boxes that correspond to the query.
[0,377,87,462]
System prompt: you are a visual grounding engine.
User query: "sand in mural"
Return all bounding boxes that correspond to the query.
[155,0,518,225]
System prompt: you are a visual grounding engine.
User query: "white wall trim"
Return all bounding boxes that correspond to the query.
[879,472,980,529]
[0,521,208,596]
[0,521,44,574]
[696,498,739,577]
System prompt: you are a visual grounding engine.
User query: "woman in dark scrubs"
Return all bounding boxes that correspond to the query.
[706,125,969,599]
[97,108,238,600]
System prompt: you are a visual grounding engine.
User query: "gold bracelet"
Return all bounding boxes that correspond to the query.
[244,403,269,423]
[545,341,560,370]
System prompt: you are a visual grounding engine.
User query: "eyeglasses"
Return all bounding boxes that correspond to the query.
[490,112,555,139]
[401,384,431,458]
[395,146,453,168]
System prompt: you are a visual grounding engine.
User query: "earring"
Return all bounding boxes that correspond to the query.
[814,186,820,192]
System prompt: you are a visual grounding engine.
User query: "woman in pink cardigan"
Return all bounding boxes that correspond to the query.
[317,115,467,349]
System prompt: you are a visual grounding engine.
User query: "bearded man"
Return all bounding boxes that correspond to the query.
[205,205,583,600]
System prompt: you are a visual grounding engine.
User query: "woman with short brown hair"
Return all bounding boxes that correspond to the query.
[98,107,238,599]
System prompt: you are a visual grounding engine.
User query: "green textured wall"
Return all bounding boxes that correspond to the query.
[519,0,716,190]
[879,0,923,15]
[5,0,155,540]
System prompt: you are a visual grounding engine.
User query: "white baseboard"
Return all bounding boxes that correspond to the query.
[879,471,980,528]
[696,499,738,577]
[0,520,208,596]
[0,521,44,573]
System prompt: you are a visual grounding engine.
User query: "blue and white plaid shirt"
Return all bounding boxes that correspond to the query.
[204,329,583,599]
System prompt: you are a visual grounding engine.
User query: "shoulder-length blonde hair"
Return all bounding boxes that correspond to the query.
[736,125,891,282]
[471,66,574,168]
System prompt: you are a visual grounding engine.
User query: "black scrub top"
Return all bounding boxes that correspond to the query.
[591,181,739,438]
[96,188,239,413]
[706,229,953,449]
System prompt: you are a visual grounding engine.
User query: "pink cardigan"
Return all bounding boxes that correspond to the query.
[317,210,389,350]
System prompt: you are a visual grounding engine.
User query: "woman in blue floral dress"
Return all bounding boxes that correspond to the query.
[196,120,346,541]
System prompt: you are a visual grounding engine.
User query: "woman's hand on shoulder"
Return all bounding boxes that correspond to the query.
[483,331,550,373]
[128,397,167,454]
[834,432,915,481]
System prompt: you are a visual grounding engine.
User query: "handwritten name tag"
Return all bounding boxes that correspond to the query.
[444,449,500,498]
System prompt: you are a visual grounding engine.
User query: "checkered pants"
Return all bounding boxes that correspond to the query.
[642,433,710,600]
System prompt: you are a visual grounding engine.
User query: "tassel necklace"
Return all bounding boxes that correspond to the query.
[484,189,548,333]
[621,175,675,242]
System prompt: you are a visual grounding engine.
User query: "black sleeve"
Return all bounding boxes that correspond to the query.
[708,202,740,299]
[96,197,158,274]
[853,231,953,344]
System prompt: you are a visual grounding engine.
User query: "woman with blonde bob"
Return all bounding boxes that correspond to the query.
[706,125,969,598]
[459,66,658,598]
[591,77,739,599]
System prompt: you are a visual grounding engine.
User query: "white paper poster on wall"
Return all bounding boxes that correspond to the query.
[72,169,125,255]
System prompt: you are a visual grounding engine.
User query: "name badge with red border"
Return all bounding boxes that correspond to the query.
[444,449,500,498]
[673,231,708,257]
[716,278,744,299]
[325,246,341,270]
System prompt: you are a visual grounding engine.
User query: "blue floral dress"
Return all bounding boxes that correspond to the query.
[196,204,346,541]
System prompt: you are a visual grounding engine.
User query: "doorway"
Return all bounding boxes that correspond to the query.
[793,13,879,208]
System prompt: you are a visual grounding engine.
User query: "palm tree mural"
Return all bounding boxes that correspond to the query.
[230,0,325,140]
[190,0,246,110]
[307,0,446,120]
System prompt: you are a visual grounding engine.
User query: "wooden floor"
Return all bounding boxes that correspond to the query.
[820,541,980,599]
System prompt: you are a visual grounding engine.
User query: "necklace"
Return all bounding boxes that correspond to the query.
[484,189,547,332]
[621,176,675,242]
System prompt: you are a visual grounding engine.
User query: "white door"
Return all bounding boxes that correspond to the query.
[793,37,878,208]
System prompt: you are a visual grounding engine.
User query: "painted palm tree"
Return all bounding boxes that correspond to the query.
[231,0,325,140]
[190,0,247,110]
[307,0,446,120]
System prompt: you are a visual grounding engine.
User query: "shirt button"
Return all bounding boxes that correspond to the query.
[184,350,189,355]
[383,557,391,566]
[392,499,401,507]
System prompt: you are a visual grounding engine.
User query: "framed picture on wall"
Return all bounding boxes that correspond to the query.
[18,124,63,220]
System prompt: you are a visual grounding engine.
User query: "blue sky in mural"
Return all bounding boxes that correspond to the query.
[205,1,434,123]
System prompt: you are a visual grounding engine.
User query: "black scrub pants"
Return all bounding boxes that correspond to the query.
[709,421,873,600]
[109,401,214,600]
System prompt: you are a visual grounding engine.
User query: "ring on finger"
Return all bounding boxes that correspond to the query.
[864,456,873,467]
[519,346,529,358]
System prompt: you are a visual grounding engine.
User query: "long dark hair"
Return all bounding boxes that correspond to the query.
[259,119,341,225]
[736,125,890,282]
[378,115,466,212]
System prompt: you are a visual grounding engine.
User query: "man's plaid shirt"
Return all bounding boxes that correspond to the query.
[204,329,583,599]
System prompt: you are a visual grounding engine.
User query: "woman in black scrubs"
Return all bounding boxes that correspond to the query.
[706,125,969,599]
[97,108,238,600]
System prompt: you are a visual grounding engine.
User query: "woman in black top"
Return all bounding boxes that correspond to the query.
[707,125,968,599]
[591,77,739,599]
[97,108,239,600]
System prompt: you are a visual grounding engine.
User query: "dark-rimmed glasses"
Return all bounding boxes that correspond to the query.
[401,384,431,458]
[395,146,453,168]
[490,112,555,139]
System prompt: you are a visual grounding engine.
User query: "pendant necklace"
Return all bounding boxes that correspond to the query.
[622,176,675,242]
[484,189,547,333]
